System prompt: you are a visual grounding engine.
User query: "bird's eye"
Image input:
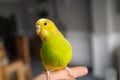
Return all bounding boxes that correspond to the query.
[44,22,47,26]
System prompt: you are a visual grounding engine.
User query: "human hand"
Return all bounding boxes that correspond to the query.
[33,66,88,80]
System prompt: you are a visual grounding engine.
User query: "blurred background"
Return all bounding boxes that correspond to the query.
[0,0,120,80]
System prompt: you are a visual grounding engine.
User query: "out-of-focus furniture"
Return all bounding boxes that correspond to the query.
[2,60,25,80]
[0,47,8,67]
[0,44,9,80]
[0,36,32,80]
[0,42,25,80]
[0,66,3,80]
[16,36,32,80]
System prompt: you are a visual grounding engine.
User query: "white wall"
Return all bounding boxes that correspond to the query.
[91,0,120,79]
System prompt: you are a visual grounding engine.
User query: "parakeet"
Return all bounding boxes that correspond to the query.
[35,18,73,80]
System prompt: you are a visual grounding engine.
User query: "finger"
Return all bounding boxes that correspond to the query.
[52,66,88,80]
[33,66,88,80]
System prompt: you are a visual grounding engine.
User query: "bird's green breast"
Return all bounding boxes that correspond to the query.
[40,36,72,70]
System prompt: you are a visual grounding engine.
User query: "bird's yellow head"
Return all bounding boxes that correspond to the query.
[35,18,63,41]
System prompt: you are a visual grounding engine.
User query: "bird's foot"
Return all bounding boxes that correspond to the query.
[46,71,54,80]
[64,66,76,80]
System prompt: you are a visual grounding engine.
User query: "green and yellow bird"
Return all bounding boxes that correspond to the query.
[35,18,73,80]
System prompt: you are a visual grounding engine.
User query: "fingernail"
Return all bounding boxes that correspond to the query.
[82,67,88,74]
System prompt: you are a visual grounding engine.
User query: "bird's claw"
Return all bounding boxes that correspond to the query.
[64,67,76,80]
[46,71,54,80]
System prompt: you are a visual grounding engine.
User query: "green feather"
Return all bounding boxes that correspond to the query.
[41,35,72,70]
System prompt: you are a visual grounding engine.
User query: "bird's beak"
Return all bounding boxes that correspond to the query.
[36,25,41,34]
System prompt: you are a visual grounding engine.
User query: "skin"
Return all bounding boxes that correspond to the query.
[33,66,88,80]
